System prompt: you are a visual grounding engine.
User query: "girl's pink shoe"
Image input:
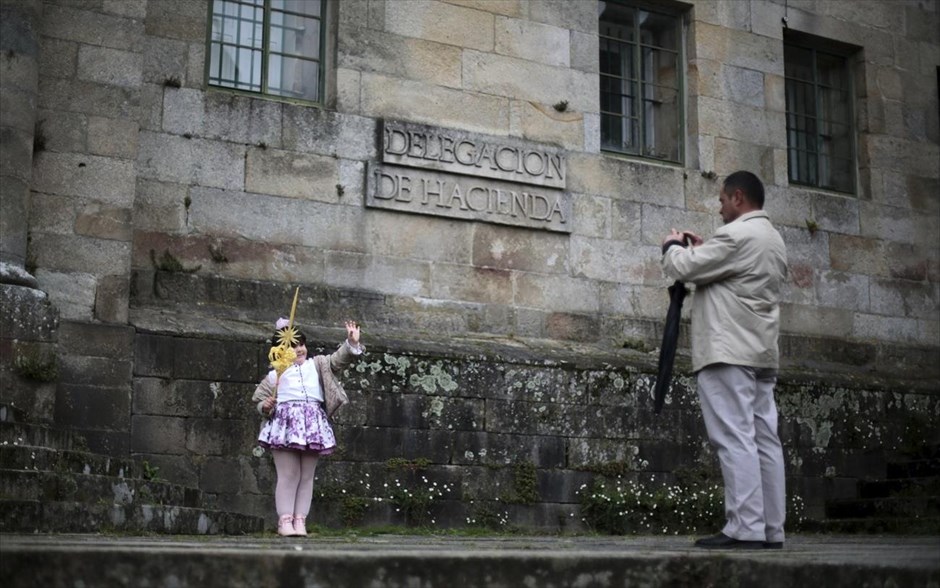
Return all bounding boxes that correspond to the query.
[292,515,308,536]
[277,514,298,536]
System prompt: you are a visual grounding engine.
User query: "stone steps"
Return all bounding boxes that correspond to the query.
[820,443,940,530]
[0,403,262,535]
[0,421,86,453]
[0,468,201,508]
[0,500,263,535]
[858,476,940,499]
[0,444,140,478]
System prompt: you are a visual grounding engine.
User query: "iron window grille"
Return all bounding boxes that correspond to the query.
[207,0,325,104]
[599,1,683,163]
[784,41,855,194]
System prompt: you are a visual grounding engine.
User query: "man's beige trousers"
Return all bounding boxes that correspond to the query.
[697,364,787,543]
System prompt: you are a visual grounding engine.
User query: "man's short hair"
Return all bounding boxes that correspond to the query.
[723,171,765,209]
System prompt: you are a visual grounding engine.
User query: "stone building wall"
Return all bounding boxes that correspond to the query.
[3,0,938,529]
[23,0,940,349]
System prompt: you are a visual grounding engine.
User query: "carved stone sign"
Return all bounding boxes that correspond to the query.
[366,120,571,233]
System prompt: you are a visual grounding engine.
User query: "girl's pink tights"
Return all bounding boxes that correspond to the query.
[272,449,319,517]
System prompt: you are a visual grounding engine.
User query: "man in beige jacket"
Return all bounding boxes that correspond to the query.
[661,170,788,550]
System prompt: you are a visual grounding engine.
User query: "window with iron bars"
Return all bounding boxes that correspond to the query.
[207,0,325,104]
[784,40,855,193]
[599,1,683,163]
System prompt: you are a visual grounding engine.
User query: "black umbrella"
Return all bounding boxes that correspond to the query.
[653,279,687,414]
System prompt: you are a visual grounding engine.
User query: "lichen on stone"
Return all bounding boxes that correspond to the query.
[383,354,411,377]
[409,361,458,394]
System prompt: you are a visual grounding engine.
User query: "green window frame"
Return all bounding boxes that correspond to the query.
[784,40,856,193]
[207,0,326,104]
[599,1,683,163]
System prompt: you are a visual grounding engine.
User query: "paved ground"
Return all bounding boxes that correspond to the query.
[2,533,938,587]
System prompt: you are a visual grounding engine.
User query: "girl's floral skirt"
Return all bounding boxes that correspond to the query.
[258,401,336,454]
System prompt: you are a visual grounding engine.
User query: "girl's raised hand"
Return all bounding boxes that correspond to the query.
[345,320,360,345]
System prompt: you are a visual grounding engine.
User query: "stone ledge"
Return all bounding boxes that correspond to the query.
[128,271,939,386]
[128,304,939,393]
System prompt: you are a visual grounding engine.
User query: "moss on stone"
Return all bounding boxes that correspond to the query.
[386,457,430,472]
[150,249,201,273]
[341,496,369,526]
[621,338,650,352]
[13,348,58,382]
[507,462,538,505]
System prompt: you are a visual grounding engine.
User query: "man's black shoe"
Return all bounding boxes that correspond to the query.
[694,532,764,549]
[763,541,784,549]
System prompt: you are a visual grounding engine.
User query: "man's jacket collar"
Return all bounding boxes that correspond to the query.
[734,210,769,223]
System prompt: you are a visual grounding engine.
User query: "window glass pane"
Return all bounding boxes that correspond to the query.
[819,119,853,190]
[237,47,262,89]
[211,1,225,39]
[599,3,635,43]
[643,87,679,161]
[601,114,618,150]
[786,79,816,119]
[209,42,222,83]
[219,46,237,84]
[784,40,854,192]
[787,148,799,182]
[820,121,851,156]
[270,12,320,59]
[210,0,264,89]
[639,10,677,51]
[238,6,262,47]
[599,40,615,77]
[211,45,260,90]
[641,47,678,88]
[601,76,636,115]
[285,0,322,16]
[784,45,814,82]
[223,16,239,42]
[822,156,853,192]
[599,2,681,162]
[787,113,817,152]
[817,52,848,89]
[790,142,817,186]
[268,54,319,101]
[273,0,322,16]
[601,113,639,153]
[600,40,635,80]
[208,0,325,103]
[788,146,818,185]
[819,87,849,125]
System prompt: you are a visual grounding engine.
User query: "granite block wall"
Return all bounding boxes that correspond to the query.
[123,295,939,529]
[2,0,937,531]
[17,0,936,350]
